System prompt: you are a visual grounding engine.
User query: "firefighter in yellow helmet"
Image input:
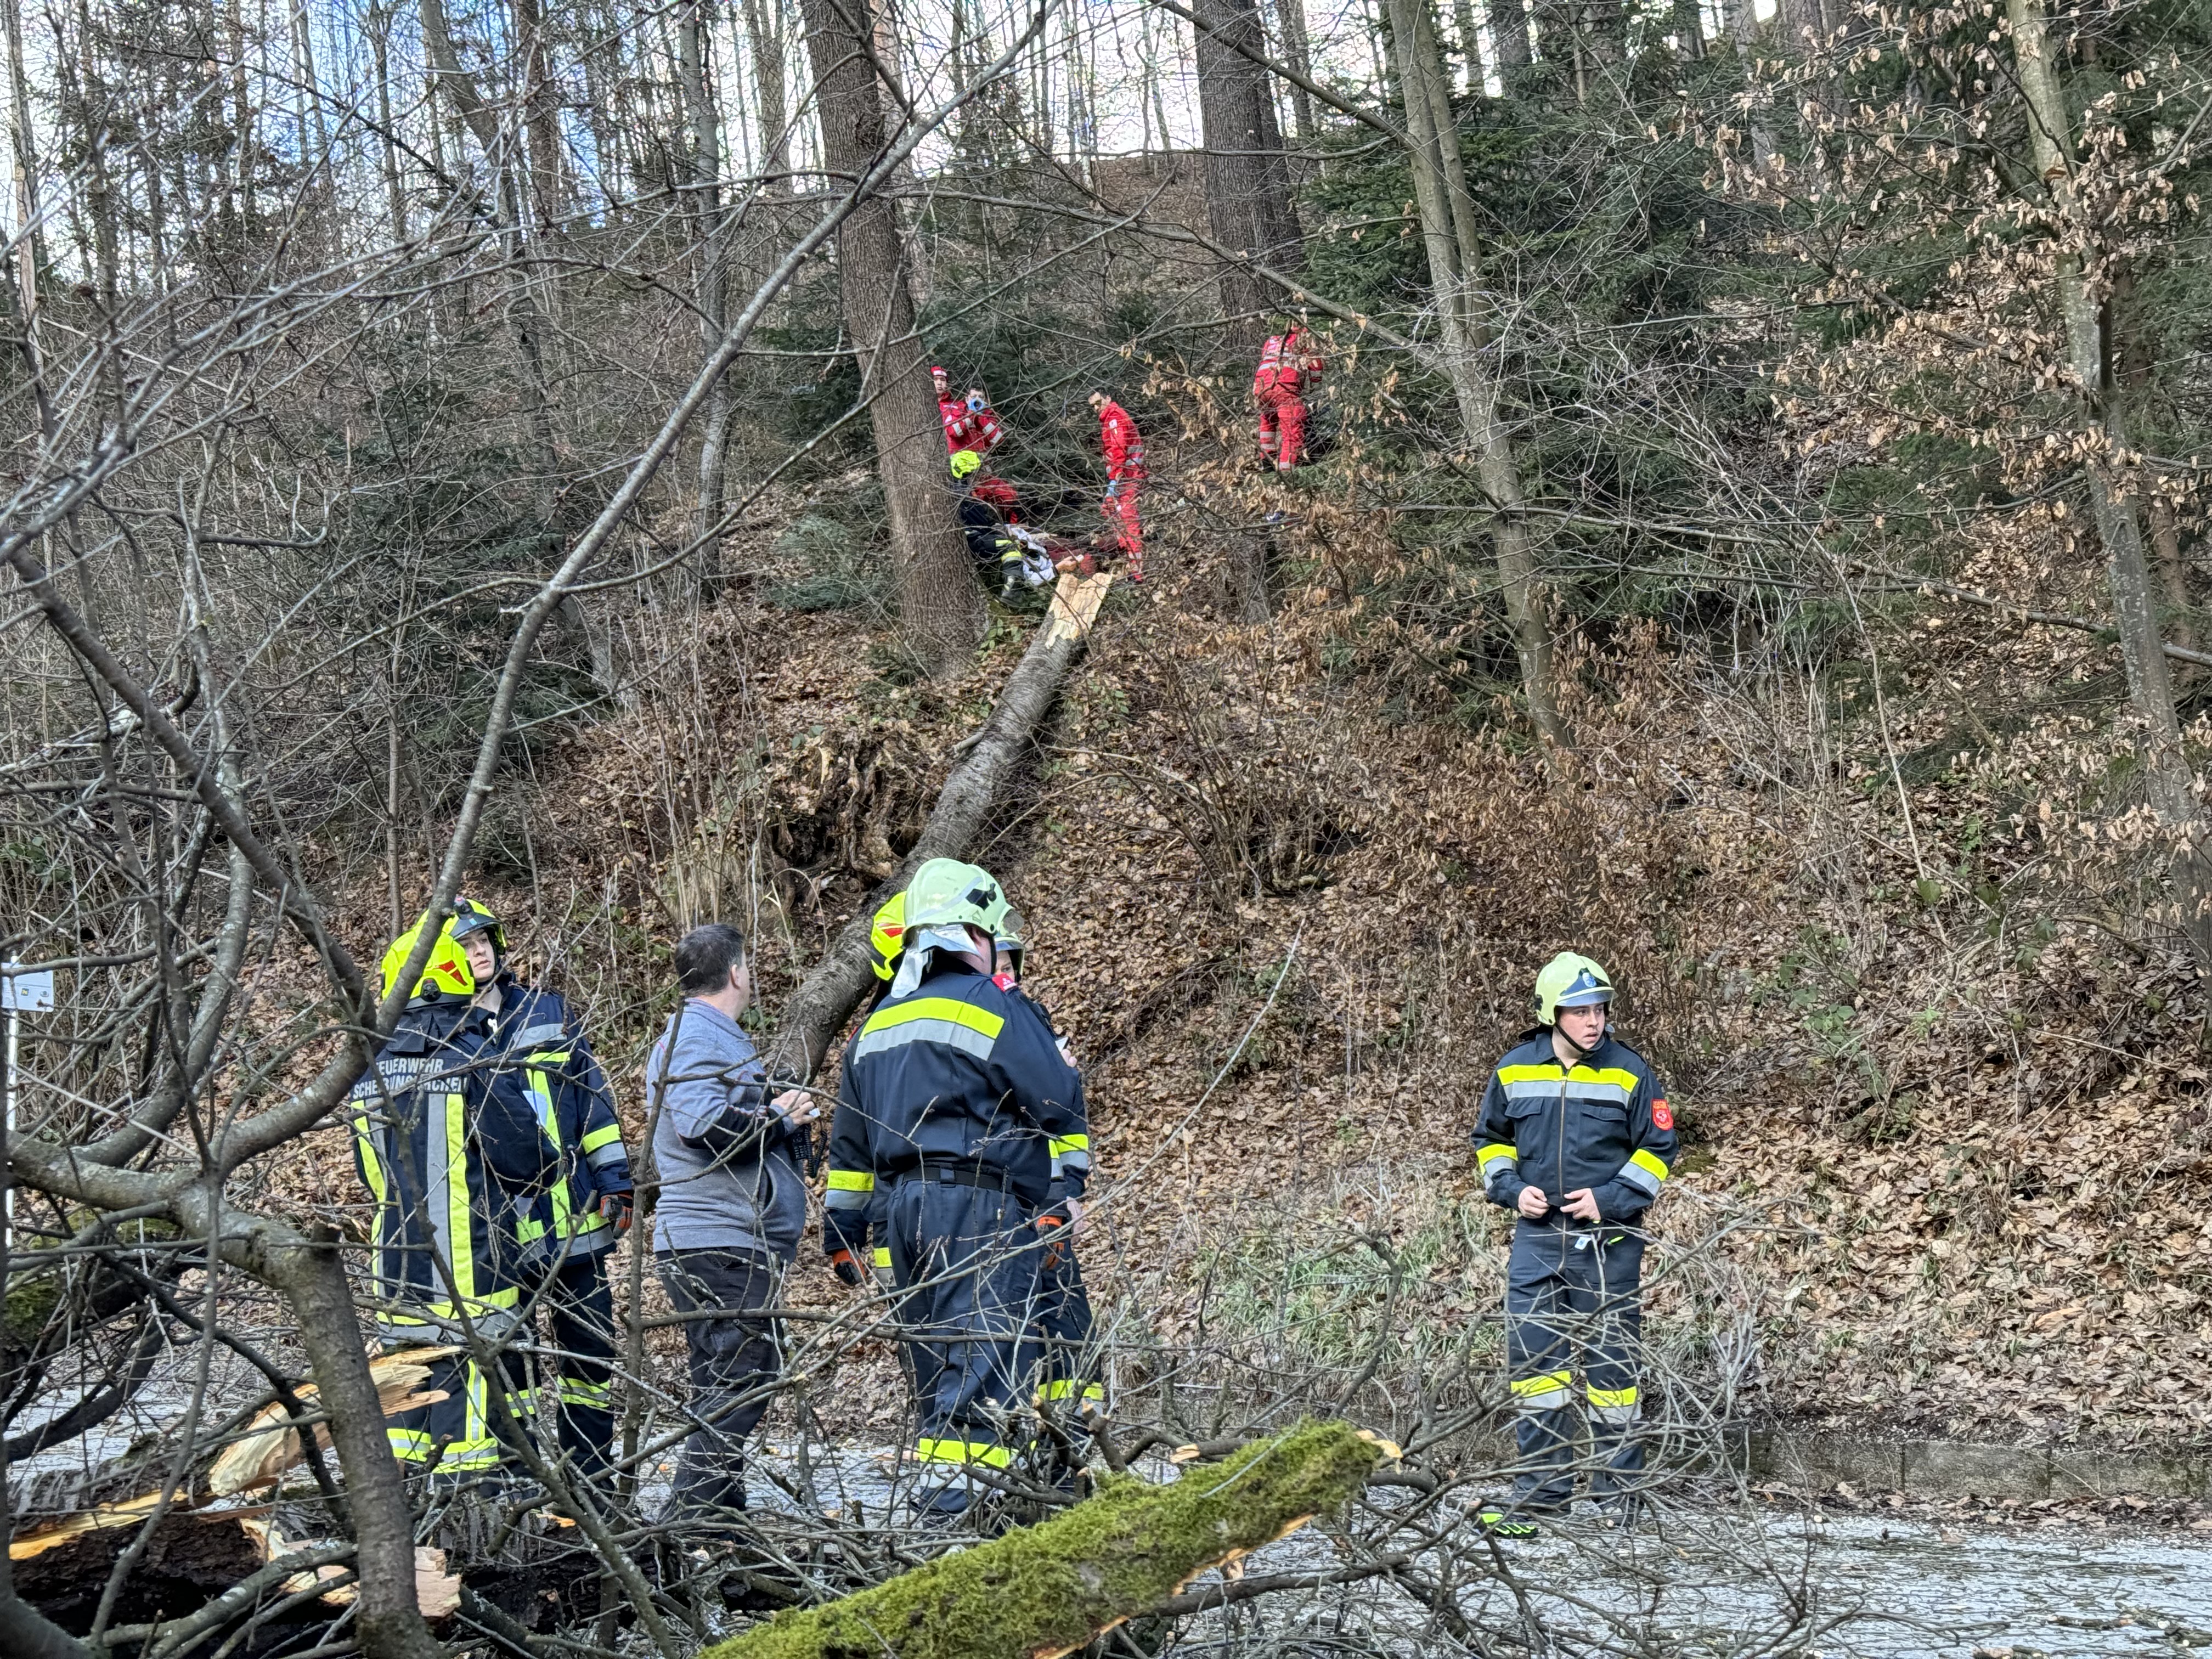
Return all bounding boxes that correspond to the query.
[450,898,634,1497]
[820,859,1086,1521]
[1470,953,1677,1537]
[351,903,559,1488]
[987,898,1104,1432]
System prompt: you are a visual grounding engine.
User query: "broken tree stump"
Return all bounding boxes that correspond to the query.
[703,1419,1382,1659]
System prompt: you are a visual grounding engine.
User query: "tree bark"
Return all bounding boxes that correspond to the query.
[741,0,793,183]
[1190,0,1304,330]
[1384,0,1565,753]
[1724,0,1759,46]
[2008,0,2212,960]
[1275,0,1318,132]
[698,1422,1386,1659]
[796,0,980,677]
[680,1,733,597]
[1451,0,1487,88]
[1492,0,1532,68]
[766,578,1112,1077]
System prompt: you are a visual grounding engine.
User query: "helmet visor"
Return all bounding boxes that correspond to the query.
[993,906,1027,950]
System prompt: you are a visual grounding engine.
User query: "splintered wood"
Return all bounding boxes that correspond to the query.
[1042,571,1114,645]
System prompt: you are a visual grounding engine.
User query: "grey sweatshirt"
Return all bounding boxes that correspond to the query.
[645,1000,805,1262]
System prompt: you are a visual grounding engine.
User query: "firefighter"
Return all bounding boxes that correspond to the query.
[1470,953,1677,1537]
[1087,390,1146,582]
[986,900,1103,1429]
[449,899,633,1495]
[352,910,559,1488]
[820,859,1087,1520]
[951,449,1052,597]
[934,365,1005,458]
[1252,317,1323,472]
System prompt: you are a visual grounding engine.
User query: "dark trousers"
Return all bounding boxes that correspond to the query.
[656,1249,782,1517]
[386,1344,529,1485]
[1505,1224,1645,1508]
[885,1175,1043,1503]
[522,1249,619,1485]
[1032,1239,1101,1413]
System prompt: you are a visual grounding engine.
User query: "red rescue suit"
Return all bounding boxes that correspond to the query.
[1253,328,1322,471]
[939,393,1005,458]
[1096,398,1146,580]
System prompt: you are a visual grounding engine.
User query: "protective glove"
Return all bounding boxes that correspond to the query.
[829,1249,862,1288]
[597,1189,634,1235]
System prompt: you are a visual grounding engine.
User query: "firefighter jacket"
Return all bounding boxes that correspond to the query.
[1252,329,1322,395]
[1097,400,1146,482]
[484,978,631,1268]
[348,997,560,1339]
[821,963,1086,1259]
[1471,1032,1677,1226]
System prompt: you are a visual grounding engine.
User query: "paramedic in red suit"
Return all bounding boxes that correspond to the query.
[1087,390,1146,582]
[934,365,1005,458]
[1253,320,1323,472]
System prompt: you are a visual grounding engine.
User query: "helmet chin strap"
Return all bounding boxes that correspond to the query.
[1555,1006,1609,1059]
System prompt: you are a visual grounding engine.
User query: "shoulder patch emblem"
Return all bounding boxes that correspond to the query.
[992,971,1017,992]
[1651,1099,1674,1131]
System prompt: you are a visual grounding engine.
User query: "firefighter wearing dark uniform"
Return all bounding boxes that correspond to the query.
[1470,953,1677,1534]
[985,901,1103,1425]
[821,859,1088,1517]
[452,900,635,1491]
[351,913,558,1485]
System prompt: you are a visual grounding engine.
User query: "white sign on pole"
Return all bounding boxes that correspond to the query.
[2,966,54,1011]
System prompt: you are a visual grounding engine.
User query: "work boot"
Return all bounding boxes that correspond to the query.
[1477,1505,1542,1540]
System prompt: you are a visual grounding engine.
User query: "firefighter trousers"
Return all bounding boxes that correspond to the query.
[1031,1237,1101,1415]
[657,1248,782,1519]
[885,1173,1044,1511]
[1256,387,1307,470]
[385,1340,531,1487]
[522,1248,619,1486]
[1504,1224,1645,1508]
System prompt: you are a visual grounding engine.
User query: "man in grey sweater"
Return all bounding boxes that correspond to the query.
[646,922,817,1526]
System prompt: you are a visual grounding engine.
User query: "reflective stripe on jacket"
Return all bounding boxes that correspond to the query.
[1470,1033,1676,1226]
[1097,400,1146,480]
[488,981,630,1262]
[822,964,1085,1258]
[348,999,557,1336]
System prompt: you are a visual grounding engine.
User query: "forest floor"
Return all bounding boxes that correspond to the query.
[282,432,2212,1463]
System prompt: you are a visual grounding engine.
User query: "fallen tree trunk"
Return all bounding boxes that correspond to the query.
[704,1420,1385,1659]
[765,573,1114,1079]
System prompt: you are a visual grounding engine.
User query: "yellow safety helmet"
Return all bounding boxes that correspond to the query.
[950,448,983,482]
[984,890,1027,975]
[1534,952,1613,1027]
[380,912,476,1005]
[903,858,1003,935]
[448,896,505,956]
[867,891,908,983]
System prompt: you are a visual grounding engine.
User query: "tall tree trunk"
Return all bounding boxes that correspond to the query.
[1724,0,1758,45]
[1673,0,1705,58]
[1190,0,1304,330]
[1276,0,1318,132]
[680,0,732,598]
[741,0,793,183]
[369,3,409,244]
[796,0,979,675]
[1451,0,1487,88]
[512,0,566,233]
[1491,0,1532,68]
[1385,0,1565,753]
[2009,0,2212,960]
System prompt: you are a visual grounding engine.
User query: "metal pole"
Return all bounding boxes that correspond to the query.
[3,1003,14,1232]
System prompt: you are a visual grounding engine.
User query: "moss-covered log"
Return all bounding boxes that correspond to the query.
[706,1420,1383,1659]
